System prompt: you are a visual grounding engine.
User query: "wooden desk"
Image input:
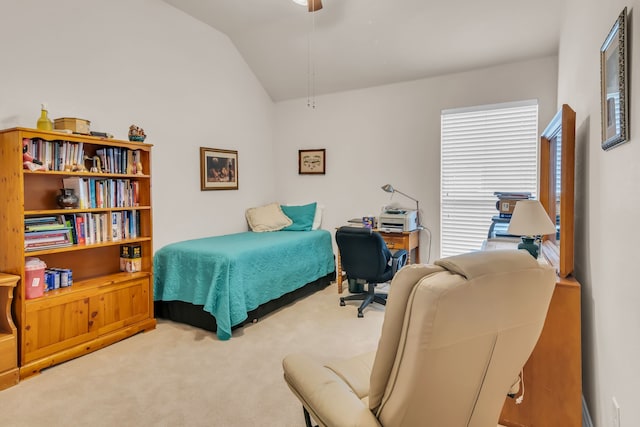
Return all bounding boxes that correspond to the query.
[0,273,19,390]
[336,229,420,293]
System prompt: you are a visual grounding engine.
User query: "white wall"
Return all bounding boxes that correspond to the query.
[0,0,276,251]
[558,1,640,425]
[274,56,558,261]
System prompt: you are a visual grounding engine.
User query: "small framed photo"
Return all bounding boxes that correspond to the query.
[298,149,326,175]
[200,147,238,191]
[600,7,628,151]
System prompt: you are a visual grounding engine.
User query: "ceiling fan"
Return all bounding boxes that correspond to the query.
[292,0,323,12]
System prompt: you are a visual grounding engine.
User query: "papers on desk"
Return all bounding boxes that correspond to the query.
[481,237,520,251]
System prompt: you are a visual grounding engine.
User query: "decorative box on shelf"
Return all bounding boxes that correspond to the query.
[53,117,90,134]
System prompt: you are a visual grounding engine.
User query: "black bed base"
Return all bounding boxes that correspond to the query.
[154,271,335,333]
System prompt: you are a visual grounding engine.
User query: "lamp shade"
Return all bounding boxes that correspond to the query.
[507,200,556,236]
[381,184,394,193]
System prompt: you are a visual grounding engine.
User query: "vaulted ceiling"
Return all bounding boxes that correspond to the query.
[163,0,565,102]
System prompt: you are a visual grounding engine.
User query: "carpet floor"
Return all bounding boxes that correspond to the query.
[0,284,385,427]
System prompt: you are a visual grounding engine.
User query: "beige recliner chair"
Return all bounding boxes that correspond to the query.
[282,250,555,427]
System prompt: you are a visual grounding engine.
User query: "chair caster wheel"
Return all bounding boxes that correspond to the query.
[340,299,345,306]
[358,312,364,318]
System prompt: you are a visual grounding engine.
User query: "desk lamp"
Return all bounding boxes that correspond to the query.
[507,200,556,258]
[381,184,419,212]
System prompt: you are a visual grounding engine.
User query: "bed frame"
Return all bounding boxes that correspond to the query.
[154,271,335,333]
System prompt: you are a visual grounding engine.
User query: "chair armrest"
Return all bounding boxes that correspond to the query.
[391,249,408,274]
[283,353,381,427]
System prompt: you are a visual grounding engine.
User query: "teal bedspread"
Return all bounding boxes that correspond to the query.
[153,230,335,340]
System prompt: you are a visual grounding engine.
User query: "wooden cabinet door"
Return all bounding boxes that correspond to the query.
[89,277,150,336]
[23,297,95,364]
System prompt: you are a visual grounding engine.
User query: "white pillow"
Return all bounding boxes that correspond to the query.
[245,203,293,232]
[312,204,324,230]
[284,202,324,230]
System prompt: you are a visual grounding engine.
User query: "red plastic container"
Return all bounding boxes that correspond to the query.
[24,257,46,299]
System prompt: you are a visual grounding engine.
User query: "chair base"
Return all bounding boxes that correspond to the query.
[339,282,387,317]
[303,407,317,427]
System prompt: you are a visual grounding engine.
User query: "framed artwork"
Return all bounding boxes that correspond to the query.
[200,147,238,190]
[600,7,628,151]
[298,149,326,175]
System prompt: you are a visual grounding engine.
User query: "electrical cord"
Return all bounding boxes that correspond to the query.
[515,370,525,404]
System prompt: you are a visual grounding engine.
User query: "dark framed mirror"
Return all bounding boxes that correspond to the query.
[539,104,575,278]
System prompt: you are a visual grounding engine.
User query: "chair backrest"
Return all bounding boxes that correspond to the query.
[336,226,391,282]
[368,250,556,427]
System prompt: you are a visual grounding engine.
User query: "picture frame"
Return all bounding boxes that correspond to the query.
[600,7,628,151]
[298,149,326,175]
[200,147,238,190]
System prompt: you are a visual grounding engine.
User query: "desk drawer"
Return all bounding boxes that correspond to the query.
[382,235,406,250]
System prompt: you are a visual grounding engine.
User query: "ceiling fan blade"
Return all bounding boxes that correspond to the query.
[308,0,323,12]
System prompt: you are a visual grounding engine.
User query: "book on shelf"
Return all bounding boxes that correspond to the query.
[25,228,70,238]
[63,214,79,244]
[26,236,69,246]
[25,216,58,224]
[25,215,69,232]
[25,228,72,251]
[112,212,122,242]
[25,218,67,232]
[75,215,86,245]
[25,223,67,232]
[25,241,73,252]
[25,228,71,241]
[82,213,109,244]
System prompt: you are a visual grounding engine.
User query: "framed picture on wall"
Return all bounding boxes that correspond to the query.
[299,149,326,175]
[600,7,628,151]
[200,147,238,190]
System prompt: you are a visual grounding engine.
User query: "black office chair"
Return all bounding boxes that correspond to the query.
[336,226,408,317]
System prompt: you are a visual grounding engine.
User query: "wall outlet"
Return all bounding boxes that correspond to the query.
[611,396,621,427]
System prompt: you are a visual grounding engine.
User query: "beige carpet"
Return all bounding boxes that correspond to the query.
[0,284,385,427]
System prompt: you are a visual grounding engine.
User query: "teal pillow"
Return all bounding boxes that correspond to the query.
[281,203,317,231]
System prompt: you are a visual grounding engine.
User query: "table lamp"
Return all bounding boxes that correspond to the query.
[507,200,556,258]
[381,184,419,213]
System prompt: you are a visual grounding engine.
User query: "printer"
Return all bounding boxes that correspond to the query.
[378,209,419,233]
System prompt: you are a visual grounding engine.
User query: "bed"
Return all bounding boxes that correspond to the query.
[153,228,335,340]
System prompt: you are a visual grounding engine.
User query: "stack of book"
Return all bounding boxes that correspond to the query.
[24,217,73,251]
[493,192,531,219]
[63,176,141,210]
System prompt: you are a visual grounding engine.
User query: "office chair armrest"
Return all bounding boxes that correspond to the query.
[391,249,408,274]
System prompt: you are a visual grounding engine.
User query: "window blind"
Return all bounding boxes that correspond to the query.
[440,100,538,257]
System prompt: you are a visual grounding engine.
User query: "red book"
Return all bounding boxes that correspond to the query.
[75,215,86,245]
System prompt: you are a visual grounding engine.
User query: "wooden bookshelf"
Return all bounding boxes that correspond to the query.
[0,127,156,379]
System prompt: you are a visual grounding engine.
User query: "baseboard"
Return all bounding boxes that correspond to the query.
[0,367,19,390]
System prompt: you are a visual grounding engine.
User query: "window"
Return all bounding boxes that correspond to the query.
[440,100,538,257]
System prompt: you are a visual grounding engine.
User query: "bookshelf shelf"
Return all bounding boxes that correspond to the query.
[25,272,151,306]
[24,237,152,256]
[24,170,151,179]
[25,206,152,216]
[0,127,156,379]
